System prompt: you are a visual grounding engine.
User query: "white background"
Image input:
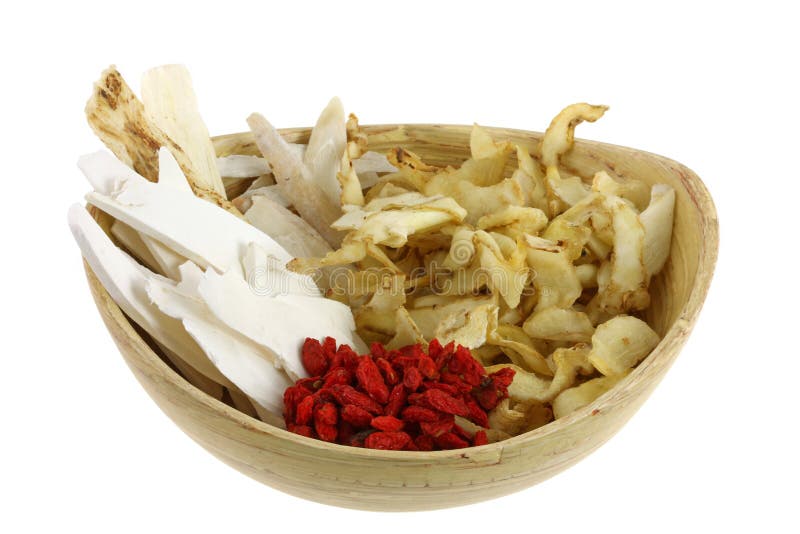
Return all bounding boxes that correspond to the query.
[2,1,797,532]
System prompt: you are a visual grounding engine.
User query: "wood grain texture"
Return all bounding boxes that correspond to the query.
[83,124,718,511]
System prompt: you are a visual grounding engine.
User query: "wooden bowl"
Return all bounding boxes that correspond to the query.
[83,124,718,511]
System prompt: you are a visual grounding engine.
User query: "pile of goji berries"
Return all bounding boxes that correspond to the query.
[283,337,515,450]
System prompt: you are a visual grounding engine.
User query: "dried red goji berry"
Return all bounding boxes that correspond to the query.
[403,366,423,391]
[315,402,338,426]
[338,420,354,445]
[364,431,412,450]
[473,430,489,446]
[427,338,443,360]
[340,404,373,427]
[295,376,323,392]
[440,371,473,393]
[295,394,315,425]
[375,357,398,385]
[400,405,439,423]
[329,384,382,414]
[414,434,435,451]
[423,380,460,396]
[420,415,455,437]
[322,336,338,359]
[452,423,472,442]
[322,367,352,388]
[370,342,387,359]
[474,383,501,411]
[287,424,313,438]
[356,356,389,404]
[315,422,338,442]
[418,355,438,379]
[349,429,375,448]
[489,367,516,389]
[302,337,330,377]
[435,432,469,449]
[465,396,489,428]
[418,389,469,417]
[384,384,407,417]
[283,385,311,422]
[370,415,404,432]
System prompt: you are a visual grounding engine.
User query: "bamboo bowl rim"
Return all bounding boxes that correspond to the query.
[86,123,719,463]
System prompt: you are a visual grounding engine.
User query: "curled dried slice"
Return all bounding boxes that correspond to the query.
[434,303,498,349]
[597,195,650,313]
[587,315,660,376]
[540,103,608,215]
[640,184,676,279]
[522,307,595,343]
[486,324,552,377]
[477,205,548,239]
[386,307,426,349]
[487,398,527,435]
[524,237,582,311]
[552,373,627,419]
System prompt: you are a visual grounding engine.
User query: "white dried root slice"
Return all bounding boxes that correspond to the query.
[473,231,529,309]
[247,113,344,247]
[140,65,226,199]
[353,151,397,176]
[157,147,194,193]
[588,315,660,376]
[140,235,187,281]
[233,184,290,213]
[458,124,515,186]
[640,184,676,279]
[408,295,496,341]
[552,373,627,419]
[337,148,365,207]
[576,263,598,288]
[216,155,272,178]
[245,195,333,259]
[110,220,161,272]
[597,195,650,313]
[486,324,552,376]
[592,170,651,212]
[541,196,600,261]
[196,268,365,380]
[240,241,322,298]
[540,103,608,215]
[484,364,551,403]
[305,97,347,210]
[67,204,231,389]
[476,205,548,240]
[434,304,498,349]
[386,307,426,350]
[83,157,305,283]
[454,416,511,443]
[353,274,407,342]
[548,344,594,396]
[522,307,595,343]
[487,398,528,435]
[443,226,476,269]
[146,271,290,415]
[425,175,524,226]
[85,67,165,182]
[524,237,582,311]
[334,192,467,235]
[513,145,549,213]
